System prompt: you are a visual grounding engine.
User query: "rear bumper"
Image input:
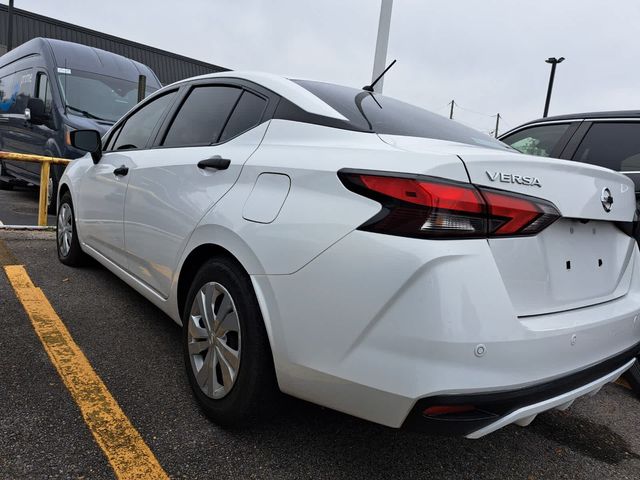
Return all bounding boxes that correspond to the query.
[402,342,639,437]
[255,230,640,432]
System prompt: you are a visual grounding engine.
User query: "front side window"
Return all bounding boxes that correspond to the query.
[36,72,53,114]
[57,69,159,123]
[501,123,570,157]
[112,91,177,151]
[574,122,640,172]
[162,85,242,147]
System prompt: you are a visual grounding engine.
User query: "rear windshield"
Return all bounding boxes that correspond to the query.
[293,80,509,150]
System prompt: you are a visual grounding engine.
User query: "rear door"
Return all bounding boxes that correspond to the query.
[123,81,272,297]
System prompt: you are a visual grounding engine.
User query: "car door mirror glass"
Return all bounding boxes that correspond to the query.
[70,129,103,163]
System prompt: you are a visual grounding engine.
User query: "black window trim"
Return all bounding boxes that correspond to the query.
[150,78,276,150]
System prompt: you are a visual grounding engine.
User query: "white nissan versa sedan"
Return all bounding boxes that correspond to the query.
[56,72,640,438]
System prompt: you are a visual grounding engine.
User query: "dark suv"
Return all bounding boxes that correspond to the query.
[500,111,640,396]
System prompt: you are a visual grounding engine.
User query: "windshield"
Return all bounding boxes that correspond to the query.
[293,80,510,150]
[57,69,158,123]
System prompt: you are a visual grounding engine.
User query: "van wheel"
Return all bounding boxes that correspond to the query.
[624,359,640,398]
[57,192,85,266]
[182,257,279,427]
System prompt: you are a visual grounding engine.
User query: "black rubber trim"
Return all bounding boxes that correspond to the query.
[273,97,371,133]
[402,341,640,436]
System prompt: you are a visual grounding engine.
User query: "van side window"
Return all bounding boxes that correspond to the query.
[0,73,16,113]
[112,90,178,151]
[36,73,53,114]
[13,70,33,114]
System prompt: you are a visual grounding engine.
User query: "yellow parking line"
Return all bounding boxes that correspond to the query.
[3,264,169,480]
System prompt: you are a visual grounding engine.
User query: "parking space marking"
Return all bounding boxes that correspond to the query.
[3,263,169,480]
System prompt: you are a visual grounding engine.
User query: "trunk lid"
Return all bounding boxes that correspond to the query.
[380,134,637,316]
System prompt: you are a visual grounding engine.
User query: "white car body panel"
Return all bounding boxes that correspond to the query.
[75,151,132,269]
[59,71,640,437]
[122,122,269,298]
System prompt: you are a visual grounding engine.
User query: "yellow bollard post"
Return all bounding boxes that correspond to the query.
[38,160,50,227]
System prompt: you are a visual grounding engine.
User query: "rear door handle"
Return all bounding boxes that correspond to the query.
[198,155,231,170]
[113,165,129,176]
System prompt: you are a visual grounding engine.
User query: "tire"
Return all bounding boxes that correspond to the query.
[624,359,640,398]
[56,192,85,266]
[182,256,279,427]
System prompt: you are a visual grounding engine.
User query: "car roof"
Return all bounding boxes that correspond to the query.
[520,110,640,126]
[499,110,640,139]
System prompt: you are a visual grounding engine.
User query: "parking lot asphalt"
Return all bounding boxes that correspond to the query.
[0,186,56,226]
[1,230,640,479]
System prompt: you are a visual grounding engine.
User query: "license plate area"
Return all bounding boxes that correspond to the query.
[489,219,634,316]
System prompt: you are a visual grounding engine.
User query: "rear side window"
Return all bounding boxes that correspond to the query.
[219,91,267,142]
[0,70,32,115]
[163,85,242,147]
[14,70,33,114]
[573,122,640,172]
[501,123,570,157]
[112,90,177,151]
[0,72,17,113]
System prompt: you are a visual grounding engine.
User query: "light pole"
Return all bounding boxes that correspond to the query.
[6,0,14,52]
[371,0,393,93]
[543,56,565,118]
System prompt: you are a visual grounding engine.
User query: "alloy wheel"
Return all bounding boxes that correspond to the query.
[187,282,242,399]
[57,203,73,257]
[47,176,54,208]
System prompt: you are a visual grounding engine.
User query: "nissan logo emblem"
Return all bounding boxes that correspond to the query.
[601,187,614,212]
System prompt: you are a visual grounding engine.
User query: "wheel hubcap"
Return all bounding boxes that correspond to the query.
[57,203,73,257]
[47,177,53,207]
[187,282,242,399]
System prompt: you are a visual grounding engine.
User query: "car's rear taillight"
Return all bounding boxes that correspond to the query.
[339,170,560,239]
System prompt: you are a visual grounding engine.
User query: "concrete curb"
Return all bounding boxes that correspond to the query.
[0,225,55,231]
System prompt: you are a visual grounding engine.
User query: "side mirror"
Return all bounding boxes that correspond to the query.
[70,129,102,164]
[26,97,49,125]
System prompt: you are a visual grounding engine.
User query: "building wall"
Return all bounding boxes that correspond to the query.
[0,5,228,85]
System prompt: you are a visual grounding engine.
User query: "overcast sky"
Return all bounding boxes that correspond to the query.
[9,0,640,135]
